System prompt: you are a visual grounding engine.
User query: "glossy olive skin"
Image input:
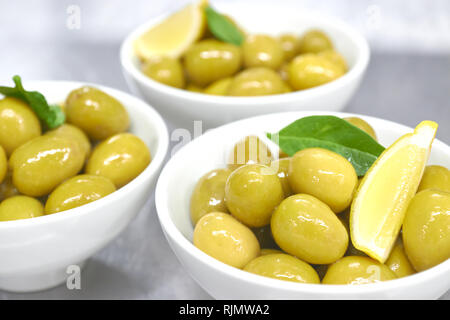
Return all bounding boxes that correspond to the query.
[45,124,91,158]
[288,54,344,90]
[142,56,185,88]
[0,97,41,156]
[271,158,293,197]
[344,117,377,140]
[385,239,415,278]
[0,195,44,221]
[242,34,284,70]
[228,136,273,171]
[184,40,242,86]
[278,63,289,81]
[252,225,278,249]
[298,30,333,54]
[0,171,20,201]
[271,194,348,264]
[190,168,232,225]
[244,253,320,284]
[86,133,151,188]
[402,189,450,271]
[225,164,284,227]
[9,136,85,197]
[279,34,300,61]
[322,256,397,285]
[0,145,6,184]
[193,212,260,268]
[45,174,116,214]
[204,77,233,95]
[417,165,450,193]
[228,67,288,96]
[65,86,130,140]
[319,50,348,73]
[288,148,357,213]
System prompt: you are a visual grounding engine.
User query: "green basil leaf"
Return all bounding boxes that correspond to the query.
[267,115,385,176]
[205,6,244,46]
[0,75,65,129]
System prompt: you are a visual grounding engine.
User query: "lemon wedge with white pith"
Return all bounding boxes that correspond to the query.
[350,121,438,263]
[134,0,207,61]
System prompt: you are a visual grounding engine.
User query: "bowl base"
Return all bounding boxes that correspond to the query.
[0,260,87,293]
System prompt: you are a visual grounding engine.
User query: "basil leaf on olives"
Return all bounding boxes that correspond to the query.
[0,75,65,129]
[267,115,385,176]
[205,6,244,46]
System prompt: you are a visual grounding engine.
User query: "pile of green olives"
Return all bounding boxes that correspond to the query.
[0,86,151,222]
[191,118,450,285]
[140,20,348,96]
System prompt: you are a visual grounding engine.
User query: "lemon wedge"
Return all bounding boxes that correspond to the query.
[350,121,438,263]
[135,0,207,60]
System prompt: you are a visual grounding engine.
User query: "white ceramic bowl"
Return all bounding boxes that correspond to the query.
[120,3,370,129]
[155,111,450,300]
[0,81,169,293]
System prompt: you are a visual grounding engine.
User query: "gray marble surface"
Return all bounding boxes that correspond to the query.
[0,0,449,299]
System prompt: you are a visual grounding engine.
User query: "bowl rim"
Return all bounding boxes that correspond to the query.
[155,110,450,295]
[120,4,370,106]
[0,80,169,229]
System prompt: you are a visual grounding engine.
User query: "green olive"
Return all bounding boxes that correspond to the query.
[402,189,450,271]
[0,97,41,156]
[65,86,130,140]
[0,145,6,184]
[278,34,300,61]
[319,50,348,73]
[417,165,450,193]
[344,117,377,140]
[86,133,151,188]
[228,67,288,96]
[9,136,85,197]
[244,253,320,284]
[0,171,20,201]
[288,148,357,213]
[142,56,185,88]
[45,174,116,214]
[271,194,348,264]
[271,158,293,197]
[228,136,273,171]
[190,168,232,225]
[278,63,290,81]
[204,77,233,95]
[186,83,204,93]
[288,54,344,90]
[242,34,284,70]
[225,164,284,228]
[193,212,260,268]
[45,124,91,158]
[184,40,242,86]
[322,256,397,285]
[252,225,278,249]
[385,239,415,278]
[260,248,283,256]
[298,29,333,54]
[0,195,44,221]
